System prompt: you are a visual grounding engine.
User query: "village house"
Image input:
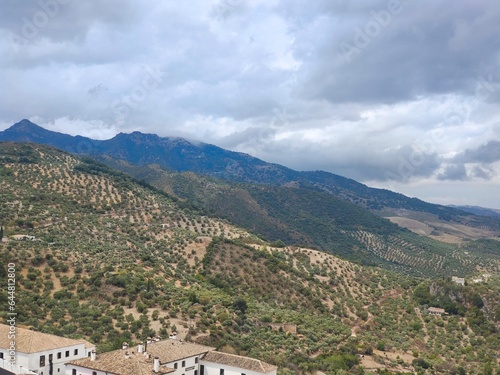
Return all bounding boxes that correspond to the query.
[0,324,95,375]
[67,339,277,375]
[427,307,446,316]
[451,276,465,286]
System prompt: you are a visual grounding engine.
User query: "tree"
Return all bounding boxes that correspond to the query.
[232,298,248,315]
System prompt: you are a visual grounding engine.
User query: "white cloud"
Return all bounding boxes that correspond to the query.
[1,0,500,207]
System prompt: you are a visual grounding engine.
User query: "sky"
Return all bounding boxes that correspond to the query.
[1,0,500,209]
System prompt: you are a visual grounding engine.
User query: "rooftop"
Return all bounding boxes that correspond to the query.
[145,339,214,363]
[68,340,215,375]
[0,324,94,354]
[202,351,277,373]
[427,307,446,313]
[67,350,174,375]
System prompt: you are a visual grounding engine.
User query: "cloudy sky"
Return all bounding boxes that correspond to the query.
[1,0,500,208]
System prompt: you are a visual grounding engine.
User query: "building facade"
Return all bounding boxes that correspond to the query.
[67,339,277,375]
[0,324,94,375]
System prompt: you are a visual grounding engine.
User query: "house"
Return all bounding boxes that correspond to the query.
[200,351,277,375]
[451,276,465,286]
[0,324,95,375]
[427,307,446,316]
[67,339,277,375]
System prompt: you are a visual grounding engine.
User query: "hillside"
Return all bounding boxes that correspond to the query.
[89,156,500,278]
[0,143,499,374]
[2,120,500,238]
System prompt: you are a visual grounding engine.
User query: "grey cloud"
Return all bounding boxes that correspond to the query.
[288,0,500,104]
[471,165,493,180]
[455,140,500,164]
[438,164,467,181]
[1,0,500,208]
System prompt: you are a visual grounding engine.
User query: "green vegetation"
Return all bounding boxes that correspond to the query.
[0,143,499,374]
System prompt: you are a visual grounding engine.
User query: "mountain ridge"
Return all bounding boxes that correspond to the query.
[0,119,475,212]
[2,119,500,248]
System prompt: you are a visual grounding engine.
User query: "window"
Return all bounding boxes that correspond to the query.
[57,352,61,359]
[49,354,53,363]
[74,349,78,356]
[92,372,97,375]
[0,352,4,359]
[195,371,198,375]
[200,365,205,375]
[182,360,186,367]
[72,370,76,375]
[220,370,224,375]
[195,357,198,364]
[174,363,178,369]
[40,355,46,367]
[65,351,70,357]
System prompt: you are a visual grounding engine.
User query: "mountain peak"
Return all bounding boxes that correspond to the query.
[10,119,44,132]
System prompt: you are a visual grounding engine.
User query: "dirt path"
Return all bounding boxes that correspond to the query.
[414,307,430,343]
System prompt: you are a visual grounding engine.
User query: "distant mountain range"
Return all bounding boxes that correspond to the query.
[450,205,500,218]
[1,119,500,275]
[0,120,484,214]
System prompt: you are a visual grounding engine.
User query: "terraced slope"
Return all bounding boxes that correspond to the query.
[0,143,499,374]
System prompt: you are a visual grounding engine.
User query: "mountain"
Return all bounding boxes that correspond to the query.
[2,120,500,275]
[3,121,500,226]
[0,143,499,374]
[450,205,500,218]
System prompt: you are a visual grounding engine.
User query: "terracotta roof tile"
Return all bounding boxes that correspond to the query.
[202,351,277,373]
[68,340,215,375]
[68,350,174,375]
[0,324,94,353]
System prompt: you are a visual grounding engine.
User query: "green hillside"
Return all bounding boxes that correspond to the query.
[0,143,499,374]
[93,157,500,278]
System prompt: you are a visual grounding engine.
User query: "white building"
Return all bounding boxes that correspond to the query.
[67,339,277,375]
[451,276,465,286]
[0,324,95,375]
[200,351,277,375]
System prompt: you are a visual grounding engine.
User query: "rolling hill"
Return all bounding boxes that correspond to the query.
[1,121,500,278]
[0,143,499,374]
[2,120,500,232]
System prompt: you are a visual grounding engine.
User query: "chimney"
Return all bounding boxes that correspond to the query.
[124,351,130,359]
[90,350,96,361]
[137,342,144,353]
[153,356,160,373]
[122,342,129,350]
